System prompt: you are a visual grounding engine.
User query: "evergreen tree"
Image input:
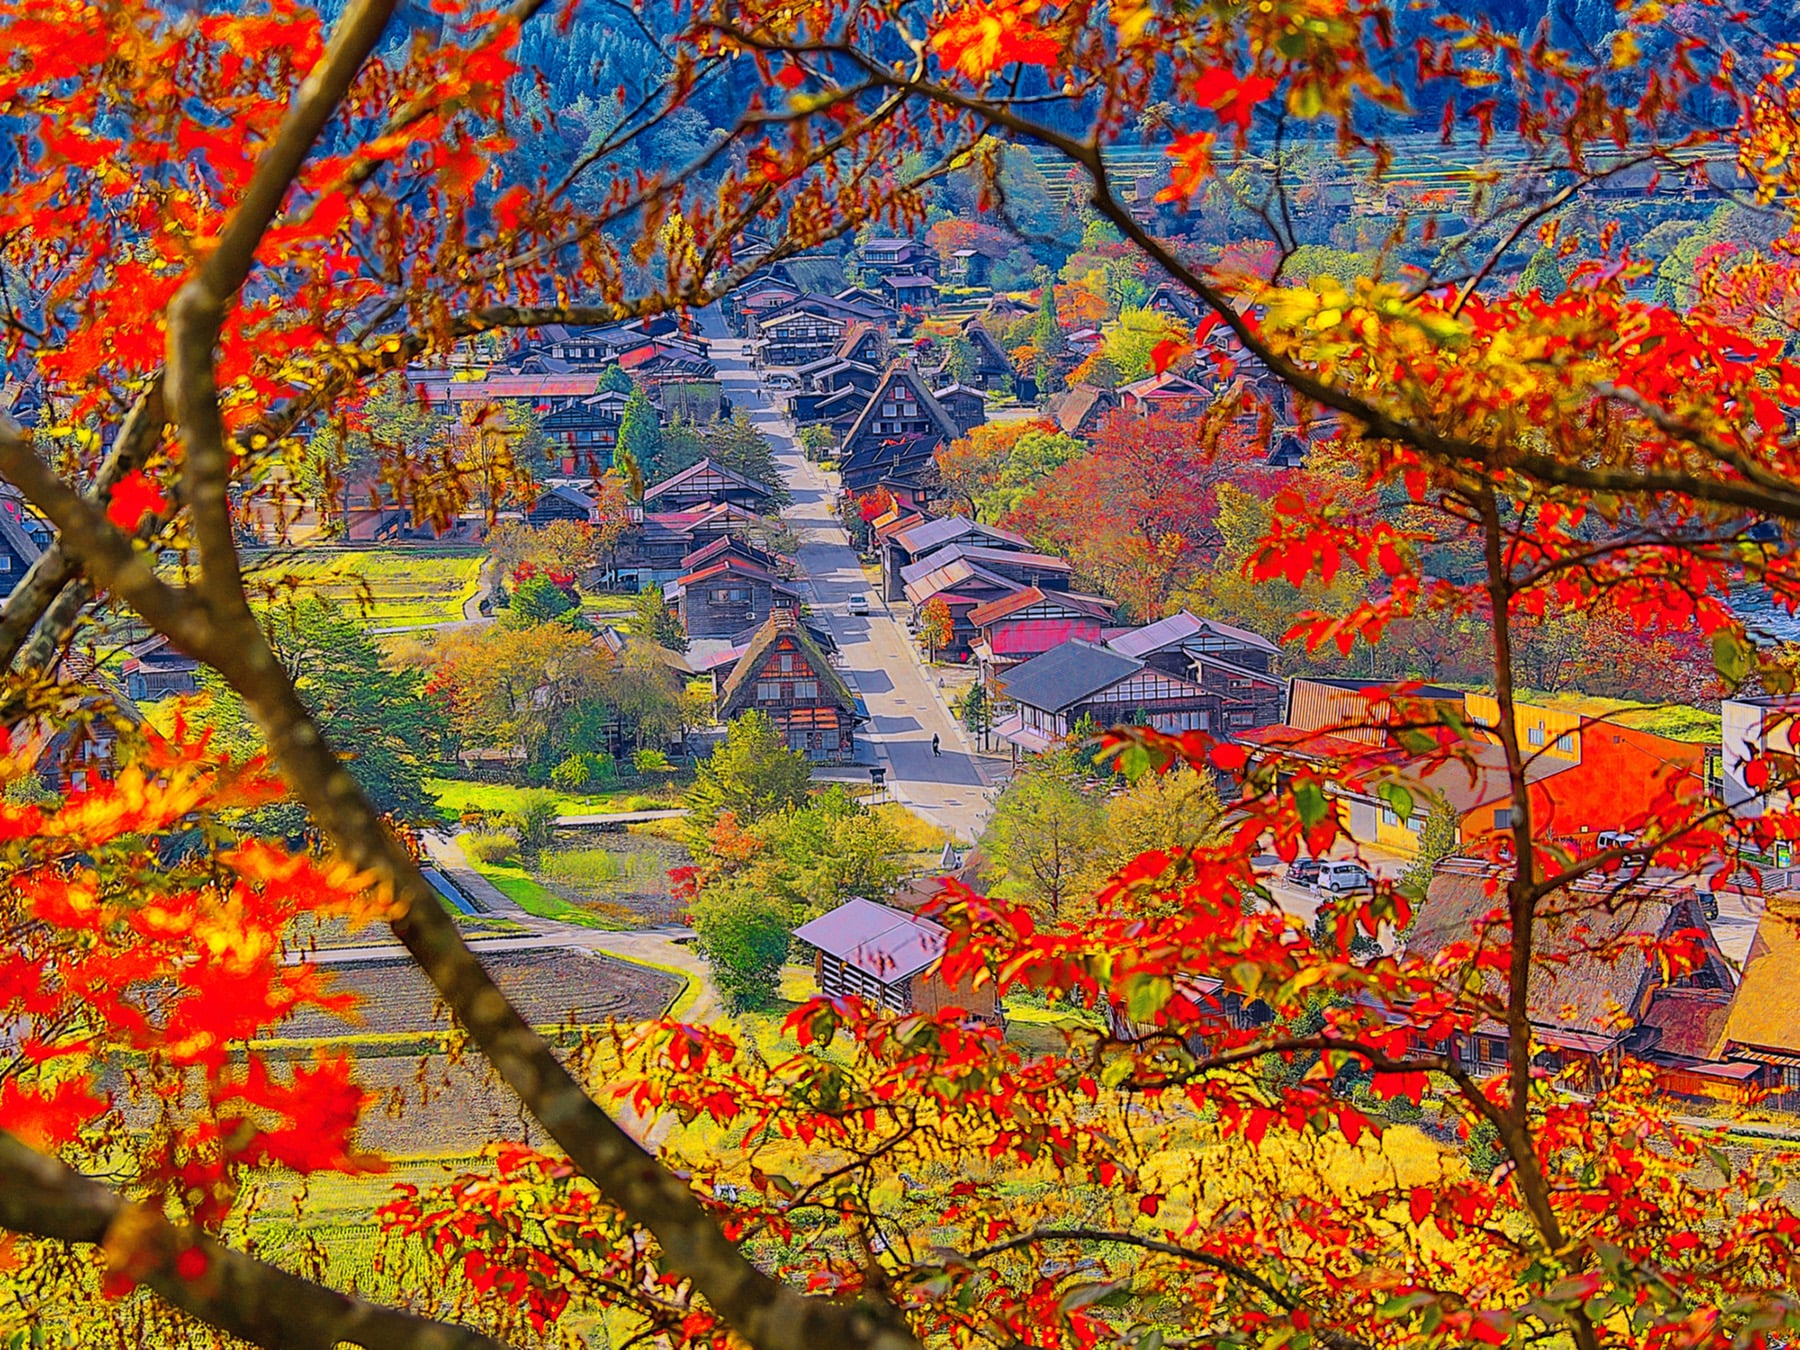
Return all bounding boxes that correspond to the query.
[616,387,662,491]
[599,364,634,394]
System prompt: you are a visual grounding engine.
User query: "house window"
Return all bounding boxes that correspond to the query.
[1381,805,1398,827]
[1493,808,1512,829]
[794,680,819,699]
[779,653,795,673]
[757,681,779,701]
[1527,726,1545,746]
[1556,732,1574,752]
[821,728,840,750]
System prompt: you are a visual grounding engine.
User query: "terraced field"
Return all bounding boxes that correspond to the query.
[243,547,482,629]
[276,948,682,1043]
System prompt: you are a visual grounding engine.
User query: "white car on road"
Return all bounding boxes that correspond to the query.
[847,594,871,615]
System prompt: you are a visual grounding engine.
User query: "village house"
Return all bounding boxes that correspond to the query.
[121,634,200,701]
[943,318,1017,392]
[1116,370,1210,417]
[881,273,941,312]
[992,638,1220,760]
[792,897,1001,1022]
[641,458,779,513]
[669,538,800,640]
[525,481,604,527]
[1106,612,1283,732]
[968,586,1117,683]
[1712,894,1800,1107]
[902,542,1073,600]
[878,514,1030,601]
[714,608,865,762]
[837,362,965,494]
[753,306,849,368]
[1401,865,1737,1090]
[1145,282,1205,324]
[857,237,937,276]
[931,383,988,436]
[601,501,767,591]
[1047,385,1117,439]
[539,389,630,472]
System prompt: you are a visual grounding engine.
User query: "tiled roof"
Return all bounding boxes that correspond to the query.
[995,640,1144,713]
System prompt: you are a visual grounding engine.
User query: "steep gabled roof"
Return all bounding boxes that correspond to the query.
[716,615,861,721]
[1412,869,1731,1042]
[841,362,962,449]
[996,640,1145,713]
[1048,384,1115,435]
[642,457,776,504]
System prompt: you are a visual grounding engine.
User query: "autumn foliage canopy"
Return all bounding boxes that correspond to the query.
[7,1,1800,1350]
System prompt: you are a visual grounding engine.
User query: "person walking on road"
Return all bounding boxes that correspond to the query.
[931,734,941,758]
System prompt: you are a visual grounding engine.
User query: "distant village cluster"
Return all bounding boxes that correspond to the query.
[6,219,1800,1124]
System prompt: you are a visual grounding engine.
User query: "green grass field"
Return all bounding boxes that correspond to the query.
[428,774,682,821]
[247,549,482,629]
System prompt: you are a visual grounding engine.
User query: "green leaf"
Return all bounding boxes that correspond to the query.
[1124,973,1174,1021]
[1712,630,1751,685]
[1377,780,1414,823]
[1293,778,1331,828]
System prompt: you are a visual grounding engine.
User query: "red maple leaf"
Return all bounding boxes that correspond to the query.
[106,471,168,532]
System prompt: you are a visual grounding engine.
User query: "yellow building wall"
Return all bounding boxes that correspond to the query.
[1463,694,1583,765]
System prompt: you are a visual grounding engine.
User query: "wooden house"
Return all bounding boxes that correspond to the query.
[1106,612,1283,732]
[901,558,1026,659]
[1116,371,1210,416]
[1403,866,1737,1089]
[879,515,1029,601]
[881,273,940,311]
[952,319,1017,392]
[671,541,800,640]
[902,542,1072,599]
[969,586,1117,681]
[839,361,963,474]
[641,458,778,513]
[1048,385,1117,439]
[121,634,199,701]
[525,482,601,527]
[540,390,629,472]
[1713,895,1800,1107]
[792,897,1001,1022]
[714,610,864,762]
[857,238,937,276]
[931,382,987,436]
[753,306,849,368]
[993,639,1218,759]
[1145,282,1204,324]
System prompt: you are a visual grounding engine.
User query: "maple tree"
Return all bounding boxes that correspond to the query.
[8,1,1800,1350]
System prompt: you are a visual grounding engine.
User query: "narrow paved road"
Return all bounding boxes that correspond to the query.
[707,320,997,842]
